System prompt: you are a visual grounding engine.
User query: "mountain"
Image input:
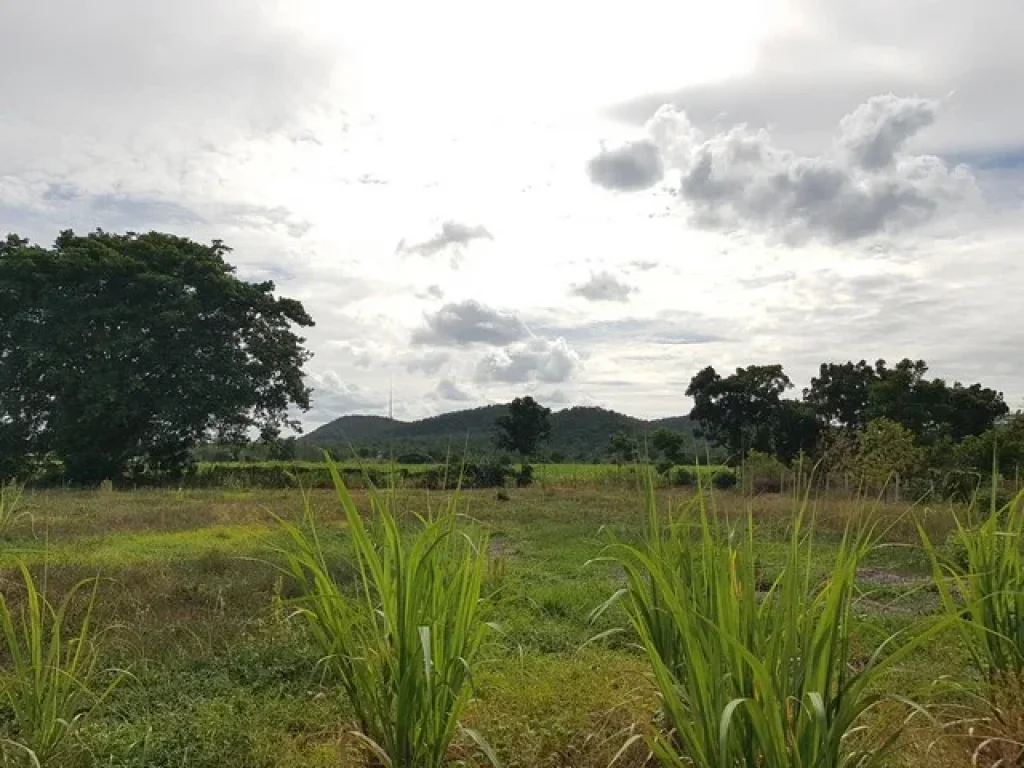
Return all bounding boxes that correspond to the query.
[301,404,698,462]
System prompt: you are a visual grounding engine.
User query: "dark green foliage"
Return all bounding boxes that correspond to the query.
[711,469,738,490]
[671,467,695,486]
[516,463,535,487]
[0,230,313,485]
[495,397,552,459]
[806,359,1007,442]
[685,364,793,458]
[606,431,638,465]
[650,428,692,465]
[804,360,876,429]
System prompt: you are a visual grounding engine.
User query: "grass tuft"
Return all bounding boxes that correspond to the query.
[275,458,495,767]
[0,564,124,766]
[593,470,943,767]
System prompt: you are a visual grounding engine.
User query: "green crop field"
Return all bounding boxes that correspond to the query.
[1,477,1019,768]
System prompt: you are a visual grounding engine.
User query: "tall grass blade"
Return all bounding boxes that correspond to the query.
[597,469,941,767]
[275,456,494,767]
[0,564,123,766]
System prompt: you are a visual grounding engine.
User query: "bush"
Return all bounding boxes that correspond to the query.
[672,467,695,487]
[740,449,788,495]
[516,464,534,487]
[711,469,737,490]
[655,460,674,478]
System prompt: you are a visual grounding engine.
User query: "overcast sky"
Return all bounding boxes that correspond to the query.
[2,0,1023,428]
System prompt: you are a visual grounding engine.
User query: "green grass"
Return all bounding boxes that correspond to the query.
[276,463,494,767]
[0,484,1000,767]
[0,565,125,766]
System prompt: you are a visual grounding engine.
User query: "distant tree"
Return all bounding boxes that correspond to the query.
[851,418,925,489]
[945,383,1009,442]
[607,431,639,465]
[495,396,552,461]
[955,412,1024,477]
[268,436,298,461]
[804,361,876,429]
[0,230,313,483]
[774,400,821,463]
[686,365,793,459]
[807,359,1007,445]
[650,428,690,465]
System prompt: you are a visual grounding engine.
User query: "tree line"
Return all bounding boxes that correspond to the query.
[682,359,1022,496]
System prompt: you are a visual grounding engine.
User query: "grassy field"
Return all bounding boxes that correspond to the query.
[190,461,728,491]
[0,482,1016,767]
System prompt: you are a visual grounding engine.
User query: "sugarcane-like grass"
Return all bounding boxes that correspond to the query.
[276,459,495,768]
[593,474,945,767]
[0,564,123,766]
[921,475,1024,683]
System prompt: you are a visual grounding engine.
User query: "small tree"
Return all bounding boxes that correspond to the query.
[853,417,925,492]
[607,431,639,465]
[495,397,552,462]
[650,428,690,465]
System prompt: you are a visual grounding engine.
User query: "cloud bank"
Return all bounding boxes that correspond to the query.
[591,94,976,244]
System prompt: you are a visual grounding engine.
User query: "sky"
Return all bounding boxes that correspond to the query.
[2,0,1023,429]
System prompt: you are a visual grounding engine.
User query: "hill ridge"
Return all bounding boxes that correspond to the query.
[301,404,697,462]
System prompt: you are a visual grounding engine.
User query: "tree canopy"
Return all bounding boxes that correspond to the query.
[687,358,1010,477]
[495,396,552,459]
[0,230,314,483]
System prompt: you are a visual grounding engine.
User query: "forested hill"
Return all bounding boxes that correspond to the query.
[300,405,696,462]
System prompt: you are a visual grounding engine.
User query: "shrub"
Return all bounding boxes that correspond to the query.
[671,467,695,487]
[516,463,534,487]
[276,460,496,767]
[711,469,737,490]
[655,460,674,478]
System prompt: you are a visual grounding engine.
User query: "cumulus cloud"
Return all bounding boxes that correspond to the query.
[570,271,636,302]
[587,140,664,190]
[475,337,581,384]
[397,220,493,264]
[435,378,473,401]
[599,94,976,244]
[411,300,528,347]
[837,95,938,171]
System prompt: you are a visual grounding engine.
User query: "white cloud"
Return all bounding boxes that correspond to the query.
[595,95,977,244]
[411,300,529,347]
[397,220,493,267]
[2,0,1023,430]
[587,140,664,191]
[475,337,581,384]
[570,271,636,302]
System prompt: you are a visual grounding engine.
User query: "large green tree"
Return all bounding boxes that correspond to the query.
[0,230,314,483]
[804,360,876,429]
[495,396,552,460]
[685,365,793,459]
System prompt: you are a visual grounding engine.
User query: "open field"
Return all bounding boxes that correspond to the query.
[186,461,729,491]
[0,483,1016,767]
